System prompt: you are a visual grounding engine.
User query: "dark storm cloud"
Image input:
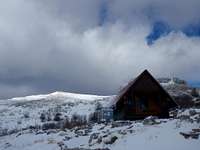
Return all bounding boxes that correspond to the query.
[0,0,200,99]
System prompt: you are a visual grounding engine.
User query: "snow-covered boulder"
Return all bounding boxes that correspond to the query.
[143,116,160,125]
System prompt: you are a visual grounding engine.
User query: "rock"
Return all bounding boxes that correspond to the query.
[23,112,30,118]
[6,129,20,135]
[59,131,68,136]
[16,132,22,137]
[75,130,84,136]
[84,129,92,134]
[194,99,200,108]
[82,133,89,136]
[48,138,57,144]
[62,145,68,150]
[143,116,159,125]
[169,110,178,117]
[102,134,109,138]
[4,142,12,149]
[111,121,131,128]
[192,128,200,133]
[0,129,8,136]
[128,130,134,134]
[36,130,45,135]
[17,120,22,124]
[104,136,118,144]
[47,129,57,135]
[97,136,102,144]
[57,141,65,149]
[63,136,72,141]
[111,122,120,128]
[178,115,193,123]
[102,130,110,134]
[9,112,15,116]
[58,141,68,150]
[180,132,190,139]
[190,133,199,139]
[196,115,200,123]
[98,126,106,130]
[126,125,134,129]
[118,130,127,135]
[180,132,199,139]
[88,133,99,144]
[189,110,197,116]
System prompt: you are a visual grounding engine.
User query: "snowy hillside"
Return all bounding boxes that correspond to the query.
[0,91,112,133]
[0,91,200,150]
[8,91,110,102]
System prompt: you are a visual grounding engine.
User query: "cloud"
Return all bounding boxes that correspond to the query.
[0,0,200,99]
[106,0,200,28]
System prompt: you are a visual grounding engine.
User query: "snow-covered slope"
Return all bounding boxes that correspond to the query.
[0,91,200,150]
[0,91,112,132]
[1,110,200,150]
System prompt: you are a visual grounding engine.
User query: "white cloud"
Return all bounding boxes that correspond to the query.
[107,0,200,28]
[0,0,200,98]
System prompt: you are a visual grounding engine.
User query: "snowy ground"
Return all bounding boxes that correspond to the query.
[0,119,199,150]
[0,91,200,150]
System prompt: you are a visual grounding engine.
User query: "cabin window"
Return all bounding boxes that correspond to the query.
[136,96,148,112]
[124,98,134,107]
[128,99,134,106]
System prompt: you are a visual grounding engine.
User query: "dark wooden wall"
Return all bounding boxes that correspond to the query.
[114,74,171,120]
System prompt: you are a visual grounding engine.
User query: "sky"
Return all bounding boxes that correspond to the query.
[0,0,200,99]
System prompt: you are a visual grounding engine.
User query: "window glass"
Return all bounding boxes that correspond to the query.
[135,95,148,112]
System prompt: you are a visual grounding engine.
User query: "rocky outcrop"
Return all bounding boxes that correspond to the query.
[162,83,195,108]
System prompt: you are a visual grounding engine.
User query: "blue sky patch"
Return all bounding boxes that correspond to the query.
[146,21,200,45]
[99,1,108,26]
[188,80,200,88]
[146,21,171,45]
[183,23,200,37]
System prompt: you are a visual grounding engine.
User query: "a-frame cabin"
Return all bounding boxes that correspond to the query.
[113,70,178,120]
